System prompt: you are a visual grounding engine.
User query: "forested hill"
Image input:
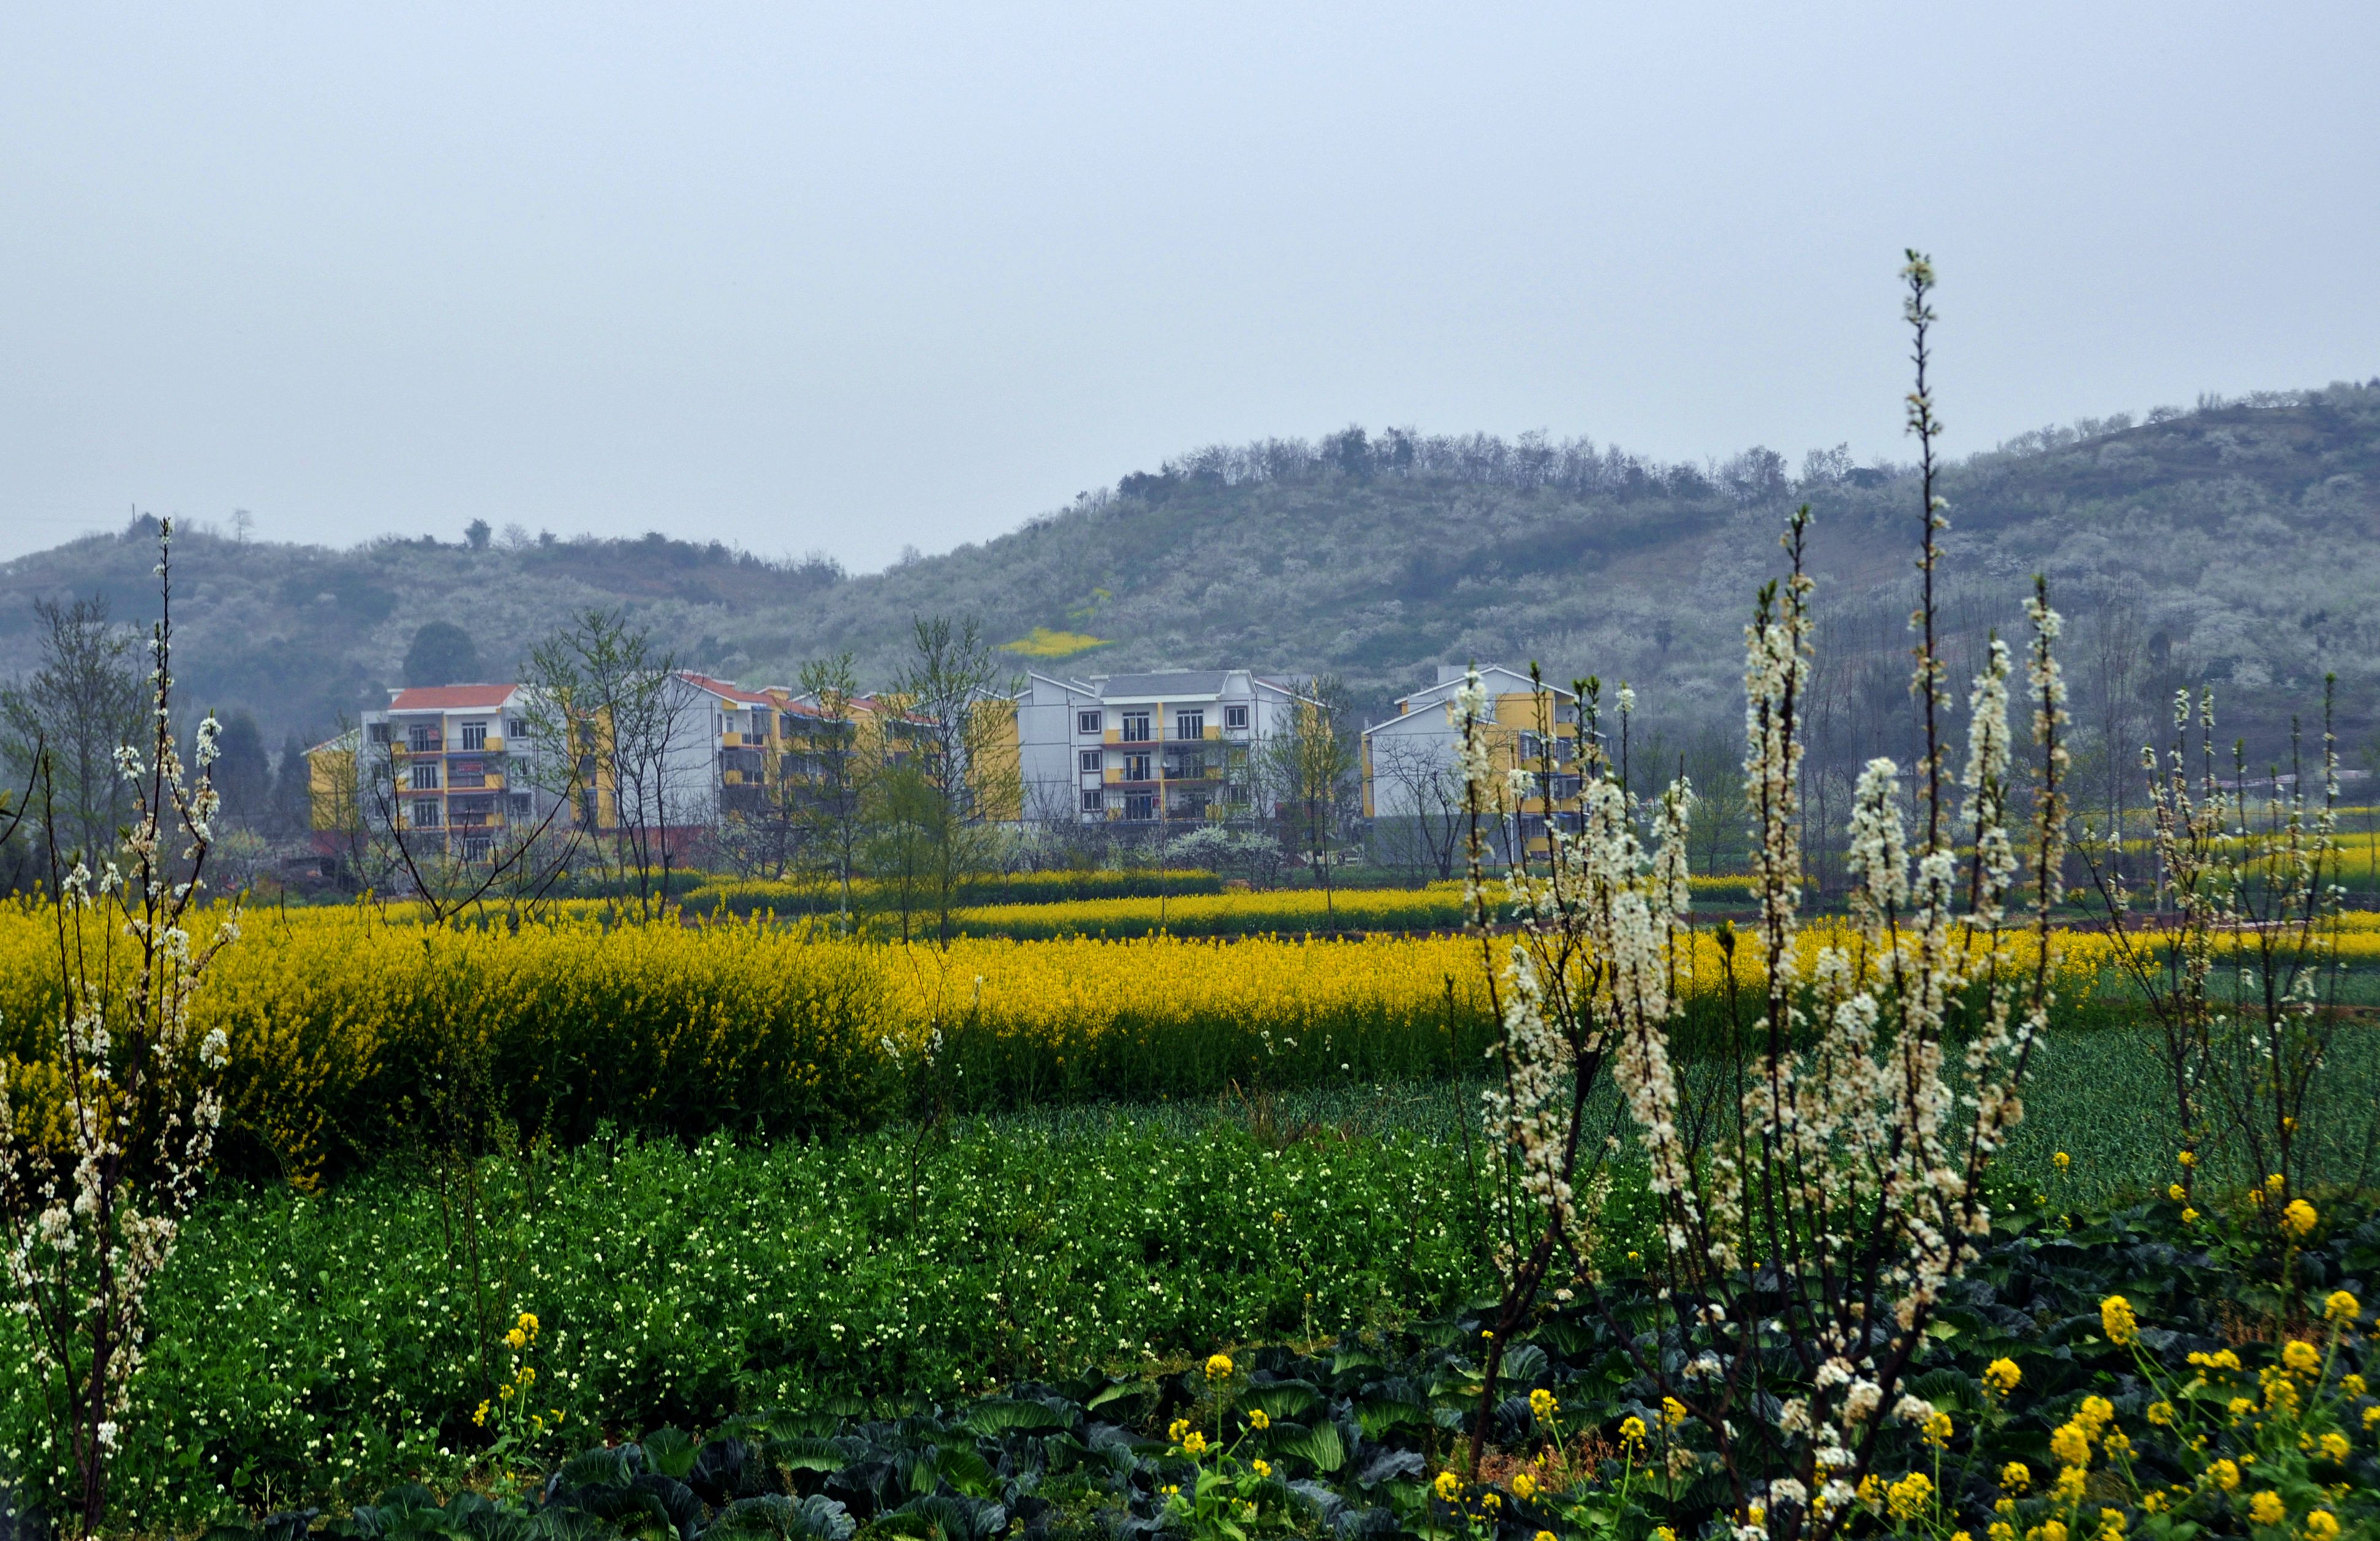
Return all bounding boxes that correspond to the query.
[3,381,2378,755]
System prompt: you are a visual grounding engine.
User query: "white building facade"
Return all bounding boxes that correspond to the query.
[357,685,565,859]
[1011,669,1308,828]
[1361,665,1581,868]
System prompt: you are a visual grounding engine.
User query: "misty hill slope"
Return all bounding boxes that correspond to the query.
[2,382,2376,750]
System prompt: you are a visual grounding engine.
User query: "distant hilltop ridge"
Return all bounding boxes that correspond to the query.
[1,381,2375,755]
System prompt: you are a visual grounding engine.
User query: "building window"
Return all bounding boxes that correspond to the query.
[410,762,440,790]
[412,798,443,828]
[508,792,533,817]
[448,759,487,788]
[1225,705,1248,730]
[461,721,488,750]
[506,716,529,739]
[1120,711,1151,743]
[1078,710,1102,735]
[407,724,440,752]
[368,722,392,744]
[1173,709,1204,739]
[1125,792,1155,822]
[1079,749,1102,774]
[461,835,494,861]
[1079,789,1104,813]
[1123,752,1151,782]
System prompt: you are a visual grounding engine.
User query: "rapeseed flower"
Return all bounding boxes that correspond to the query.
[1887,1473,1934,1520]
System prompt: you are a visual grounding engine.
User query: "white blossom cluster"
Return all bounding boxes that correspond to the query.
[0,519,242,1526]
[1468,496,2075,1540]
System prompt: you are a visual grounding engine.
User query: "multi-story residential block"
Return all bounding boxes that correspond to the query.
[1361,665,1582,865]
[349,684,566,859]
[677,672,784,821]
[328,661,1329,860]
[1007,669,1308,827]
[759,686,922,795]
[343,673,777,860]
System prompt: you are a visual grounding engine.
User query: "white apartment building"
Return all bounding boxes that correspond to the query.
[1010,669,1309,827]
[355,671,772,857]
[1362,665,1581,864]
[357,685,562,859]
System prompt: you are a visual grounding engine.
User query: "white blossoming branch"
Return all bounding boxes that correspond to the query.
[0,519,241,1534]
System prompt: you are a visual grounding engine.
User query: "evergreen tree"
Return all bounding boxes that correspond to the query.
[405,622,481,687]
[270,730,314,836]
[212,711,271,826]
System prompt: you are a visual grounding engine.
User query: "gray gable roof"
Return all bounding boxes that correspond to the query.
[1097,671,1230,700]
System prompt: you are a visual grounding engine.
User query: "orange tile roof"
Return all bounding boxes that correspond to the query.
[675,671,775,706]
[387,685,519,711]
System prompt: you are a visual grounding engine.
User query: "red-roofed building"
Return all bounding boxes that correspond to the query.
[341,666,947,870]
[357,684,556,859]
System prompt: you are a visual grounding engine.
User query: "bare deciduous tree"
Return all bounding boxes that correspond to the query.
[1262,673,1358,924]
[797,652,874,923]
[1,596,146,869]
[892,617,1018,946]
[1367,734,1467,881]
[520,609,687,919]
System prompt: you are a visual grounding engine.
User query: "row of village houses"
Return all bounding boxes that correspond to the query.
[308,663,1583,861]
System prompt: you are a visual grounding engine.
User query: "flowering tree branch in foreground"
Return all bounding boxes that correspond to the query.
[0,520,239,1534]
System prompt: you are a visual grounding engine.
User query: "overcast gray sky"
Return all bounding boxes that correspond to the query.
[4,2,2375,570]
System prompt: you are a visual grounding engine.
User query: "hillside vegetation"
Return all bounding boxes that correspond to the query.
[1,383,2374,752]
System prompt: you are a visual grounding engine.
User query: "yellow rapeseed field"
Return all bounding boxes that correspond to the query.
[1,892,2362,1184]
